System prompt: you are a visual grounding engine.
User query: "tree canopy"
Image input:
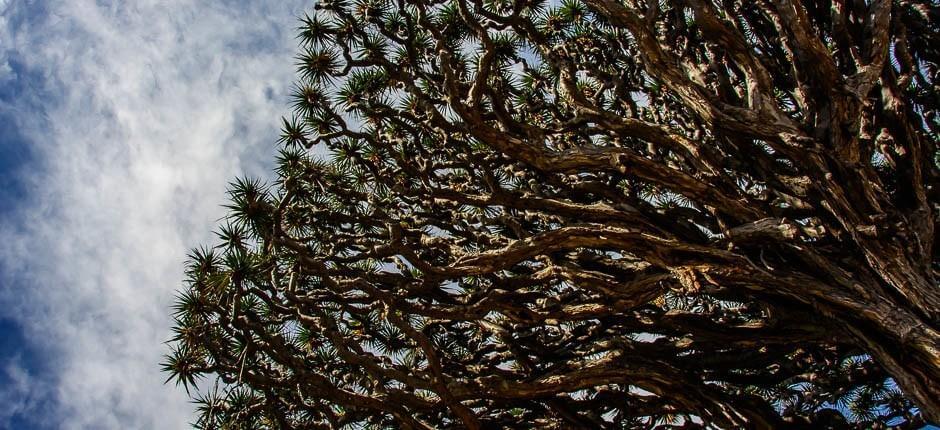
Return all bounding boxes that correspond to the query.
[165,0,940,427]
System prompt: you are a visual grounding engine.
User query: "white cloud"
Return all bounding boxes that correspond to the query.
[0,60,13,83]
[0,0,309,427]
[0,357,40,425]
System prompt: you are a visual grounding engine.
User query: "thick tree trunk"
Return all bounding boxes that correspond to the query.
[820,278,940,422]
[770,242,940,421]
[855,224,940,421]
[837,292,940,422]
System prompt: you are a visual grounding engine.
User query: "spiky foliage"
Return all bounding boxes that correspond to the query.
[166,0,940,428]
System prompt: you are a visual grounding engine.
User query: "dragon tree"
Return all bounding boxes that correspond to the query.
[166,0,940,427]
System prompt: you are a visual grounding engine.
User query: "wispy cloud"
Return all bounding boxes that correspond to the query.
[0,1,308,427]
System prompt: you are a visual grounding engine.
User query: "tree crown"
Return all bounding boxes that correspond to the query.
[166,0,940,428]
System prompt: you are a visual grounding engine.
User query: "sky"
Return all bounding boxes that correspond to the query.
[0,0,309,428]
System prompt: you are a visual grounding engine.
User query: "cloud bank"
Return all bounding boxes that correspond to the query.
[0,0,309,427]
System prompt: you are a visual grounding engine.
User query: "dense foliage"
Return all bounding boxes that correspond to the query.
[166,0,940,427]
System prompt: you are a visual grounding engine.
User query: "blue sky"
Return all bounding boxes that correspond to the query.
[0,0,307,427]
